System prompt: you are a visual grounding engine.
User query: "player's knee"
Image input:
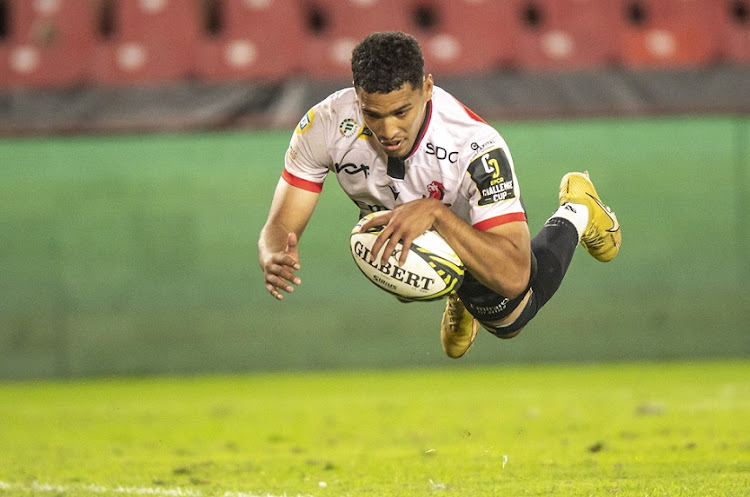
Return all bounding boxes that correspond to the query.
[483,323,524,339]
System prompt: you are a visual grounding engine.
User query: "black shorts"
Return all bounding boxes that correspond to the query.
[456,251,537,323]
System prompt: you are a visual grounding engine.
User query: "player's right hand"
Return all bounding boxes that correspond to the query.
[261,232,301,300]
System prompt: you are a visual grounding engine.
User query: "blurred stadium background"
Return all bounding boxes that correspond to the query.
[1,0,749,379]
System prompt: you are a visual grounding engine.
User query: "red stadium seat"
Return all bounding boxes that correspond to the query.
[402,0,515,75]
[619,0,720,69]
[0,0,95,89]
[298,0,409,81]
[714,0,750,65]
[194,0,305,82]
[90,0,201,86]
[509,0,621,72]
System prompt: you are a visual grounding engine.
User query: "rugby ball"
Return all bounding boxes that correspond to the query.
[350,211,465,301]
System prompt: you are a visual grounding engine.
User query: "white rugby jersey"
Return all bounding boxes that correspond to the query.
[282,86,526,231]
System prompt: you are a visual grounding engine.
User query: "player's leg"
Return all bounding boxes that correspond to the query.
[441,171,621,355]
[481,213,580,338]
[442,218,577,354]
[483,171,621,336]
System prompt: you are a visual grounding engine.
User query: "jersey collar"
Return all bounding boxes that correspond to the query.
[406,99,432,160]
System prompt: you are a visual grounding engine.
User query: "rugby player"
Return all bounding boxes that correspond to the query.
[258,31,621,358]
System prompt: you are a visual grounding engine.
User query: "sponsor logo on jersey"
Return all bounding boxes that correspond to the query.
[467,147,516,206]
[339,118,358,137]
[423,181,445,201]
[471,138,497,154]
[296,109,315,134]
[358,126,373,139]
[425,143,458,163]
[335,162,370,178]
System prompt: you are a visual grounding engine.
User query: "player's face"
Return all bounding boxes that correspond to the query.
[357,76,434,158]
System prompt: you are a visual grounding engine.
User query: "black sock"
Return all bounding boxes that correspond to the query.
[529,217,579,309]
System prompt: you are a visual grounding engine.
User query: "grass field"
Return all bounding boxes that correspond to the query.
[1,360,748,496]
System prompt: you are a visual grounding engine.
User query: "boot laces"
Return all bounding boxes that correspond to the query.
[447,296,464,332]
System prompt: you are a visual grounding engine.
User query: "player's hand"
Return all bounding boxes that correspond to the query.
[261,232,301,300]
[360,199,443,267]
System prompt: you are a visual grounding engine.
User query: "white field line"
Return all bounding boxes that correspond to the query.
[0,480,314,497]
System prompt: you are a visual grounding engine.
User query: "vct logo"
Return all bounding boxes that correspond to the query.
[335,162,370,178]
[423,181,445,200]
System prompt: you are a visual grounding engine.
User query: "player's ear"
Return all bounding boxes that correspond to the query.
[423,74,434,99]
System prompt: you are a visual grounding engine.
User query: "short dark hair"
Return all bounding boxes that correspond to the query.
[351,31,425,94]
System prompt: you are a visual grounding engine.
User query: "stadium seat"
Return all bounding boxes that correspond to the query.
[298,0,410,81]
[194,0,305,82]
[714,0,750,65]
[619,0,720,69]
[509,0,621,71]
[90,0,201,86]
[0,0,95,89]
[401,0,515,75]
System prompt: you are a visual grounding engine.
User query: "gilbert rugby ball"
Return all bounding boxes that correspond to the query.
[350,211,465,301]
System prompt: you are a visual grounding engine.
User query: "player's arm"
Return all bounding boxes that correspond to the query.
[433,206,531,298]
[362,199,531,299]
[442,141,531,298]
[258,178,321,300]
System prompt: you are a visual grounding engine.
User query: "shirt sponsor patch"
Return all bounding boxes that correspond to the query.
[467,147,516,206]
[339,118,357,137]
[358,126,373,139]
[296,109,315,134]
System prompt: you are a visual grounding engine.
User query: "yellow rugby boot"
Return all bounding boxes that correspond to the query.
[559,171,621,262]
[441,293,479,358]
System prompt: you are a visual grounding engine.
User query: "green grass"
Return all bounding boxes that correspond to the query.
[1,360,748,496]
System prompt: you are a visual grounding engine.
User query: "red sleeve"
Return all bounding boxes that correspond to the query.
[473,212,527,231]
[281,169,324,193]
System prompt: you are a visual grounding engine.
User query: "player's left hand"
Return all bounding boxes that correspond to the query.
[360,198,444,266]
